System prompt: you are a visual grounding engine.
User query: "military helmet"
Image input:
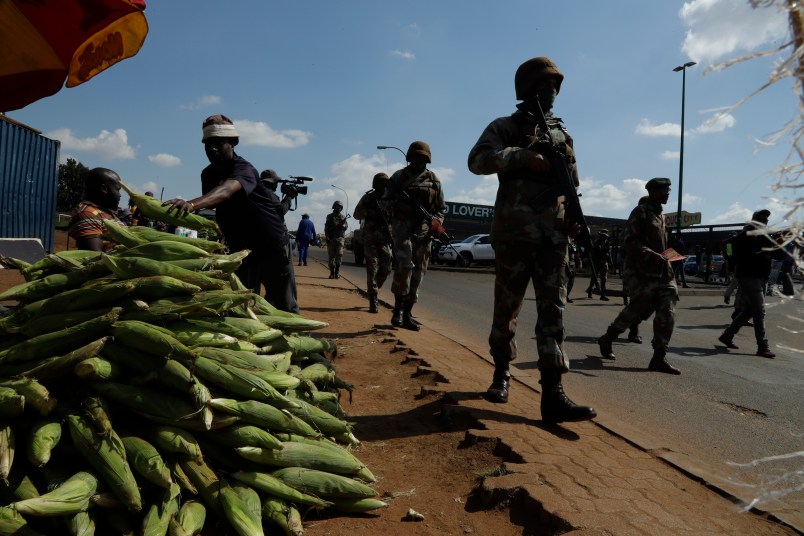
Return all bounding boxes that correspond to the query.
[372,172,389,189]
[515,57,564,100]
[751,209,770,223]
[332,200,344,209]
[645,177,672,190]
[406,141,432,163]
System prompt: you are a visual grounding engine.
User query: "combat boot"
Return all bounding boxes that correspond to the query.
[391,295,404,327]
[334,264,341,279]
[540,370,597,424]
[587,287,593,299]
[648,347,681,375]
[485,366,510,403]
[368,294,379,314]
[401,301,420,331]
[627,324,642,344]
[328,267,335,279]
[597,328,617,360]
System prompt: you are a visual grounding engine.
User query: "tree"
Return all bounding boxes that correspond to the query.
[57,158,89,212]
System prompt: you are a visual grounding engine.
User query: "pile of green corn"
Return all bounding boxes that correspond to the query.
[0,221,384,536]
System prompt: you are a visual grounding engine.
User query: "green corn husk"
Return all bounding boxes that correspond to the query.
[0,386,25,419]
[80,396,114,440]
[111,320,197,361]
[265,335,336,357]
[271,467,377,499]
[256,313,329,333]
[66,510,95,536]
[29,280,135,319]
[103,255,226,290]
[178,458,222,516]
[0,378,56,416]
[285,396,352,437]
[129,276,203,300]
[121,436,173,489]
[120,182,219,232]
[20,338,109,382]
[11,471,98,517]
[207,398,318,437]
[273,434,374,482]
[102,220,149,248]
[297,362,335,385]
[219,481,264,536]
[236,442,369,479]
[20,250,101,280]
[170,460,197,495]
[207,423,283,450]
[89,491,124,509]
[199,347,292,373]
[0,255,31,271]
[27,419,62,467]
[0,270,91,303]
[91,383,201,427]
[116,240,212,261]
[167,328,244,349]
[0,308,121,365]
[221,316,286,340]
[74,356,124,381]
[66,414,142,512]
[151,426,202,461]
[261,497,303,536]
[168,500,205,536]
[125,225,224,253]
[140,483,181,536]
[172,319,251,341]
[0,424,14,483]
[16,307,117,338]
[0,505,43,535]
[328,497,389,513]
[166,256,243,276]
[231,483,262,527]
[2,470,40,501]
[231,471,331,507]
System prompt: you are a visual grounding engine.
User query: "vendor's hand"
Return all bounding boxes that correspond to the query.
[163,198,194,217]
[521,151,551,173]
[429,219,445,238]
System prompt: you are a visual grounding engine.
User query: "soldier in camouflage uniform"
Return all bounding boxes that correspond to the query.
[381,141,446,331]
[324,200,348,279]
[353,173,394,313]
[597,178,681,374]
[586,229,613,300]
[468,56,596,424]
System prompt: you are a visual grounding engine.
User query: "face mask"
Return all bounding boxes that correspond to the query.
[537,88,557,112]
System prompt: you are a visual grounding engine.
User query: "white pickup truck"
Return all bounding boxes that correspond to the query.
[437,234,494,267]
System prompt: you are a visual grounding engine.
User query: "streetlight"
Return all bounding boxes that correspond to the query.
[330,184,350,218]
[672,61,696,238]
[377,145,407,161]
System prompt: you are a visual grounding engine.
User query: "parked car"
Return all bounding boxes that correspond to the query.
[698,254,725,282]
[683,256,697,276]
[437,234,494,267]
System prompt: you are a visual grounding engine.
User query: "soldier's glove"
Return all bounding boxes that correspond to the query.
[429,219,446,238]
[520,151,551,173]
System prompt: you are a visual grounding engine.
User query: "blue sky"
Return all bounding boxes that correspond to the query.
[5,0,797,234]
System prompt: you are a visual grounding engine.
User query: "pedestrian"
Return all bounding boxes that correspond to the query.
[68,167,123,252]
[586,229,612,300]
[324,200,348,279]
[717,209,784,358]
[164,114,300,313]
[295,213,316,267]
[669,233,689,288]
[597,179,681,375]
[353,173,394,313]
[381,140,446,331]
[467,56,596,423]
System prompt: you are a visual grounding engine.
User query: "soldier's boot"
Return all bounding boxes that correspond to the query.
[599,284,609,301]
[587,287,593,299]
[597,328,618,360]
[401,301,420,331]
[368,294,379,314]
[334,264,341,279]
[328,266,335,279]
[391,295,404,327]
[540,370,597,424]
[627,324,642,344]
[648,346,681,375]
[485,366,510,403]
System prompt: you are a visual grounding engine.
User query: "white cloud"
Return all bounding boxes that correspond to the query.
[636,112,736,138]
[180,95,221,110]
[680,0,789,65]
[691,112,736,134]
[235,119,311,148]
[577,177,649,215]
[148,153,182,167]
[449,174,498,206]
[47,128,135,160]
[636,119,680,137]
[683,193,701,205]
[390,49,416,60]
[661,150,681,160]
[709,201,753,224]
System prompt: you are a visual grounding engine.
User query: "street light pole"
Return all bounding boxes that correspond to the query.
[330,184,350,218]
[377,145,407,161]
[672,61,696,238]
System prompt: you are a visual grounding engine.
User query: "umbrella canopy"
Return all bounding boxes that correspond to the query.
[0,0,148,112]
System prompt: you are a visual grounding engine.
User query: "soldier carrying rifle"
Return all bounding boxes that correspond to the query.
[354,173,394,314]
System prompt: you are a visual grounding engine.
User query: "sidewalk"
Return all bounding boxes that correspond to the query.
[299,258,799,535]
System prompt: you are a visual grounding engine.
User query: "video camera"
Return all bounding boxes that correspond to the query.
[280,176,313,196]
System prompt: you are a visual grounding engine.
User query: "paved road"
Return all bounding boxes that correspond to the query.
[313,248,803,517]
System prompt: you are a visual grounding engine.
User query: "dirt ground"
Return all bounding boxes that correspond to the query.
[0,232,528,535]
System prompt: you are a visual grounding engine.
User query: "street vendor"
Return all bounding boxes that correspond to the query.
[67,167,123,252]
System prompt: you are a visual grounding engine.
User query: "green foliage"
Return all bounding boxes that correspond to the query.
[57,158,89,212]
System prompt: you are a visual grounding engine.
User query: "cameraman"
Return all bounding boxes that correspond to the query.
[260,169,299,311]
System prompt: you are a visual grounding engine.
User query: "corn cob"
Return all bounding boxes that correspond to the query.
[272,467,376,500]
[119,181,219,232]
[168,499,205,536]
[11,471,98,517]
[74,356,124,381]
[66,510,95,536]
[91,382,200,429]
[27,419,62,467]
[172,318,251,341]
[0,270,91,303]
[169,460,197,495]
[0,386,25,419]
[166,257,242,276]
[199,347,291,373]
[207,398,318,437]
[231,470,331,507]
[234,366,301,390]
[266,335,336,357]
[116,240,212,261]
[273,434,374,482]
[207,423,283,450]
[102,220,149,248]
[151,426,202,461]
[178,458,222,516]
[0,378,56,416]
[0,425,14,484]
[297,362,336,386]
[3,471,39,501]
[166,328,244,349]
[121,436,173,489]
[0,255,30,271]
[18,338,108,383]
[125,225,224,253]
[0,505,43,535]
[66,414,142,512]
[260,497,304,536]
[140,483,181,536]
[232,482,262,527]
[221,316,286,339]
[111,320,197,362]
[89,491,124,509]
[128,275,202,300]
[29,280,135,318]
[16,307,117,338]
[219,480,264,536]
[255,313,329,333]
[328,497,388,513]
[21,250,101,281]
[284,396,352,437]
[102,255,226,290]
[236,442,369,479]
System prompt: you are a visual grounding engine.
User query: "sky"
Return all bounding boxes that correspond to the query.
[5,0,799,235]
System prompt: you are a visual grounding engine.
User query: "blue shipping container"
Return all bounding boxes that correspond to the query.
[0,115,61,253]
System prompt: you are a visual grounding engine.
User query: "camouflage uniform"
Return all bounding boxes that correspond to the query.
[586,232,612,299]
[324,208,348,276]
[353,188,393,303]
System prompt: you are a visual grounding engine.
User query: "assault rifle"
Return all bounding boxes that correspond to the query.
[392,187,463,260]
[528,97,597,284]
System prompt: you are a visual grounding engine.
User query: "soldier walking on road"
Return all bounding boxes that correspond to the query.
[354,173,394,313]
[325,201,348,279]
[597,179,681,374]
[381,141,446,331]
[468,56,596,424]
[586,229,613,300]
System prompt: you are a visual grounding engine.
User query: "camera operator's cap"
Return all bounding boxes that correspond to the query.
[202,114,239,142]
[406,141,431,163]
[751,209,771,223]
[260,169,281,184]
[645,177,672,190]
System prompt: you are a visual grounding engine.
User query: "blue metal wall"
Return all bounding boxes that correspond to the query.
[0,116,61,253]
